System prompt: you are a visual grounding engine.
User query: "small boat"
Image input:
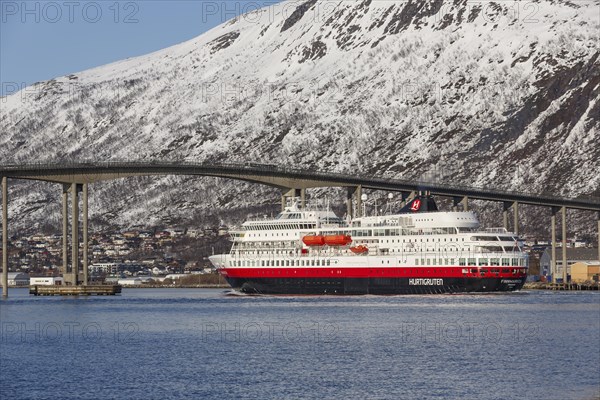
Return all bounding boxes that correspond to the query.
[302,235,325,246]
[323,235,352,246]
[350,245,368,254]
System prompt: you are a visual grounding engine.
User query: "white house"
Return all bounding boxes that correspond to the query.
[165,274,187,281]
[118,277,143,286]
[30,277,64,286]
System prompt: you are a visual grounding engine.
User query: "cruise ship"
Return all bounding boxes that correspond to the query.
[209,193,528,295]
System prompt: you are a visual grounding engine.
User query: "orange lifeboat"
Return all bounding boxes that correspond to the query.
[302,235,325,246]
[350,245,369,254]
[323,235,352,246]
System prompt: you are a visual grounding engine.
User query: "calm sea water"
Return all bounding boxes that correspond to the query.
[0,288,598,400]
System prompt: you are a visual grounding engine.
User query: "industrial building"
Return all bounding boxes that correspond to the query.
[540,247,599,279]
[570,262,600,283]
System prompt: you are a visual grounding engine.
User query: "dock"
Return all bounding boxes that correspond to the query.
[29,285,122,296]
[523,282,599,291]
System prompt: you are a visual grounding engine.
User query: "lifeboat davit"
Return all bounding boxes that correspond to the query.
[302,235,325,246]
[350,245,369,254]
[323,235,352,246]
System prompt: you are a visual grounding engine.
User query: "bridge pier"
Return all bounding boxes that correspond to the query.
[513,201,519,235]
[452,197,459,212]
[83,184,89,286]
[453,196,468,212]
[71,183,80,285]
[2,177,7,297]
[550,207,568,282]
[281,188,305,211]
[346,188,353,218]
[60,183,89,286]
[346,186,365,218]
[62,184,69,281]
[355,186,362,217]
[562,206,567,283]
[503,202,511,231]
[551,207,559,284]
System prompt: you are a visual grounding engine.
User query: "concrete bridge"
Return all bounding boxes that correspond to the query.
[1,161,599,296]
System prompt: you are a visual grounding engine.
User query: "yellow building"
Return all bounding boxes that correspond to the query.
[570,262,600,283]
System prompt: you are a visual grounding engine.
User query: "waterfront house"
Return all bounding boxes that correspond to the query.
[570,262,600,283]
[30,276,64,286]
[540,247,599,278]
[118,277,143,286]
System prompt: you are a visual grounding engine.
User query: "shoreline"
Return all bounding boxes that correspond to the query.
[6,283,599,291]
[523,282,599,291]
[4,284,230,289]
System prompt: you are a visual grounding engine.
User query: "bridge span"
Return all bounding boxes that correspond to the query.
[1,161,599,296]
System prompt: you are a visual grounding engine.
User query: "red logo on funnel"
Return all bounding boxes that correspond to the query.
[410,199,421,212]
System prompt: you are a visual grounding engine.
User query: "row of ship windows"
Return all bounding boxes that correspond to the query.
[248,224,316,231]
[422,259,523,266]
[334,228,461,236]
[234,248,473,255]
[378,248,470,254]
[376,258,525,266]
[243,235,471,241]
[248,233,296,237]
[413,218,472,221]
[245,229,485,238]
[233,259,333,267]
[245,229,505,237]
[456,258,527,267]
[231,247,514,256]
[413,218,472,222]
[234,245,517,255]
[390,238,465,243]
[231,258,526,268]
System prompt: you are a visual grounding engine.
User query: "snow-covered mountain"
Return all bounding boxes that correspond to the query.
[1,0,599,236]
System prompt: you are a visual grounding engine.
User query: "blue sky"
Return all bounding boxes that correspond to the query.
[1,1,281,95]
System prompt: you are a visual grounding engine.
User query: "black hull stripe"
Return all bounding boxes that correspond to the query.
[226,277,527,295]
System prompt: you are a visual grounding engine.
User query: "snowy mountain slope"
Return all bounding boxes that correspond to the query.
[1,0,599,236]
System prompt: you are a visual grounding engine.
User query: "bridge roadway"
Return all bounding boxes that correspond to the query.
[0,161,599,295]
[1,161,599,210]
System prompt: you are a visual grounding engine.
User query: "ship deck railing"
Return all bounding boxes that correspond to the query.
[230,250,525,260]
[485,227,510,233]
